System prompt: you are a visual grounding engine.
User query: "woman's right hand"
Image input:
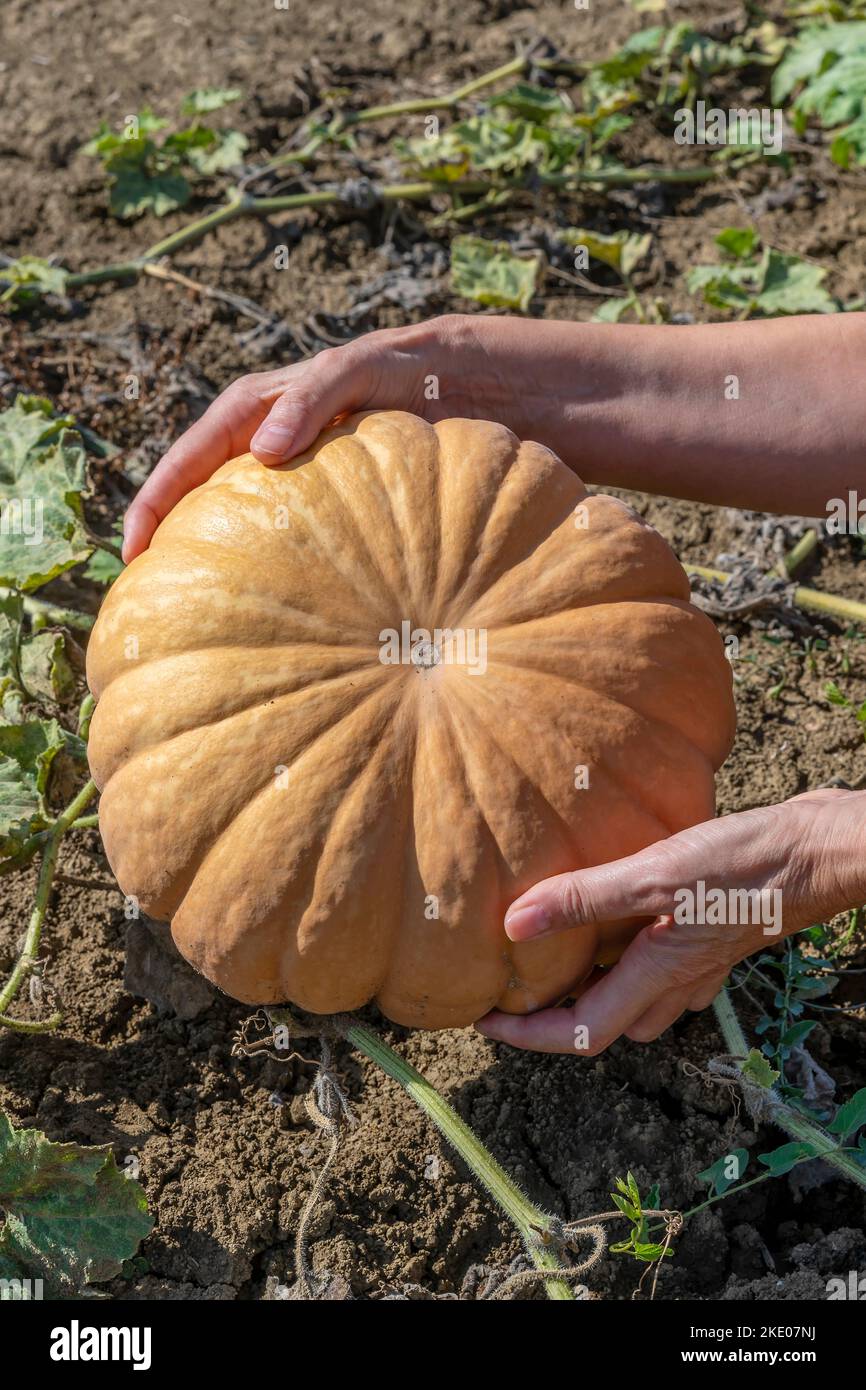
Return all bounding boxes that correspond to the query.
[122,315,483,562]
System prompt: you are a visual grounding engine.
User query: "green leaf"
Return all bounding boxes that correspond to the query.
[0,718,66,856]
[715,227,761,260]
[0,1109,152,1296]
[181,87,243,115]
[0,257,68,308]
[773,22,866,157]
[779,1020,818,1048]
[689,246,837,317]
[450,235,541,312]
[18,631,76,704]
[488,82,573,120]
[756,249,837,315]
[611,1191,640,1220]
[697,1148,750,1196]
[826,679,851,706]
[741,1048,780,1088]
[109,166,191,218]
[0,396,91,592]
[0,594,24,713]
[595,26,666,85]
[831,112,866,165]
[828,1087,866,1136]
[186,128,249,175]
[82,108,167,157]
[592,294,640,322]
[162,124,217,157]
[758,1140,819,1175]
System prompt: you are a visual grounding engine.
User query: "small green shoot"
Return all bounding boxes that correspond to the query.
[83,89,247,218]
[609,1172,673,1262]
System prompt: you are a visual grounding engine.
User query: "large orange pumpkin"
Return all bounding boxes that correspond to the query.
[87,411,735,1029]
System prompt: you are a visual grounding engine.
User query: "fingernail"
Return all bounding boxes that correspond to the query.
[504,904,551,941]
[251,424,294,459]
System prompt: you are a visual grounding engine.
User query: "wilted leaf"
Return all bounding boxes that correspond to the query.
[0,594,23,712]
[0,718,66,855]
[564,226,651,277]
[451,235,541,311]
[0,257,68,308]
[0,396,91,592]
[181,87,243,115]
[18,631,75,704]
[0,1110,152,1295]
[595,27,666,86]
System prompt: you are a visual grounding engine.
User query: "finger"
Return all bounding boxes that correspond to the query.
[250,346,378,463]
[624,965,729,1038]
[122,376,273,560]
[685,971,729,1012]
[475,1003,585,1055]
[478,922,675,1055]
[503,807,776,942]
[623,986,695,1042]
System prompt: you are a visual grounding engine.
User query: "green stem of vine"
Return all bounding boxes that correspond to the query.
[59,166,719,297]
[0,778,98,1032]
[266,1009,578,1299]
[712,988,866,1191]
[344,1018,576,1299]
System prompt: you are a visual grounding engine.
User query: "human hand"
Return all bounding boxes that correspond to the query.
[476,789,866,1055]
[121,314,504,561]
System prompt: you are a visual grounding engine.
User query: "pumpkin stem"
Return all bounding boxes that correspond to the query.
[267,1007,590,1299]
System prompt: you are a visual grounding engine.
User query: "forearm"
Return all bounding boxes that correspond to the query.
[447,313,866,515]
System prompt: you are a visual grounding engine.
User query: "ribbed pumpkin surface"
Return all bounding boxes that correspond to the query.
[86,411,735,1028]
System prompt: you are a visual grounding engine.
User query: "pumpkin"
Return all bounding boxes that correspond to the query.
[86,410,735,1029]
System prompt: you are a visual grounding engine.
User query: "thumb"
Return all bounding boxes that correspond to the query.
[248,341,389,467]
[504,819,723,942]
[250,351,372,463]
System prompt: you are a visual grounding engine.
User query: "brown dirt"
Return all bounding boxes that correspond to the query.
[1,0,864,1301]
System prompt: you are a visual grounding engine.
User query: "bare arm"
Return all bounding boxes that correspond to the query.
[449,312,866,514]
[123,311,866,559]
